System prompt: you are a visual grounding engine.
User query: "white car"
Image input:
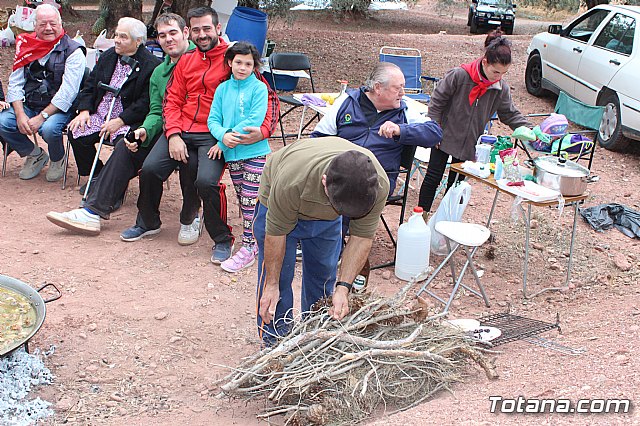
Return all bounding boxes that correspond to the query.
[525,5,640,151]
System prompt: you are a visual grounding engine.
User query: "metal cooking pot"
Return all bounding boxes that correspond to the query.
[533,156,589,196]
[0,274,61,356]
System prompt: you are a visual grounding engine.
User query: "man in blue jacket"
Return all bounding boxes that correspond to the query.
[311,62,442,194]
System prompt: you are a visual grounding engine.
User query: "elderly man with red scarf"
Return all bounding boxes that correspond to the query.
[0,4,85,182]
[417,30,531,218]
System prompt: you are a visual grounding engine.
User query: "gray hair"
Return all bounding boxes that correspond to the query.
[35,4,62,24]
[118,17,147,44]
[364,62,402,91]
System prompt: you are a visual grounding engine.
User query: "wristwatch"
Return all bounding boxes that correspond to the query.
[40,111,49,119]
[335,281,352,292]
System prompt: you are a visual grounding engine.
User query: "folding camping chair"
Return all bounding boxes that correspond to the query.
[1,137,10,177]
[2,133,74,189]
[379,46,439,104]
[523,91,604,171]
[398,146,450,199]
[372,144,416,270]
[268,52,318,146]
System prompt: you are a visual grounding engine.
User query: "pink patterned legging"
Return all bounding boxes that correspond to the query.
[228,156,267,249]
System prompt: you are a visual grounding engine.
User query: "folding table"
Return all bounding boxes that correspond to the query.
[450,163,588,298]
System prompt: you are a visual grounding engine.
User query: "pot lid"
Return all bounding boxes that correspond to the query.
[535,156,590,177]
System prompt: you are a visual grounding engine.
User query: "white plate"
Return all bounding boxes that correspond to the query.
[471,326,502,342]
[496,179,562,202]
[445,318,481,332]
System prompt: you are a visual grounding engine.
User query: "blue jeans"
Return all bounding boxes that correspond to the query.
[0,106,70,162]
[254,202,342,344]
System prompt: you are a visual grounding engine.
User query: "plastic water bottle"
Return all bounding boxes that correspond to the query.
[395,207,431,281]
[494,157,504,180]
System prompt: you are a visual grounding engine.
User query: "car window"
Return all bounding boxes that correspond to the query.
[565,9,611,43]
[594,13,635,55]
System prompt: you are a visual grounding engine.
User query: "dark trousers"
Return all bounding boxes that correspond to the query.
[254,203,342,344]
[417,147,464,212]
[85,138,151,219]
[136,133,232,244]
[69,132,123,177]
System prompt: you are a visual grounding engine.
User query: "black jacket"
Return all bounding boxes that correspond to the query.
[76,44,161,127]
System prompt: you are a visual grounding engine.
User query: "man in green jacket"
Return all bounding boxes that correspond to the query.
[46,13,192,236]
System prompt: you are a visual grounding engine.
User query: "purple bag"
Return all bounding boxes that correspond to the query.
[530,138,552,152]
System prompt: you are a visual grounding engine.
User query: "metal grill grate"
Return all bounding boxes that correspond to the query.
[478,312,560,347]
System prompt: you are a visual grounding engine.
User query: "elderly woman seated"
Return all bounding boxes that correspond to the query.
[67,17,160,185]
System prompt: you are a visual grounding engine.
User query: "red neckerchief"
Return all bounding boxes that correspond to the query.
[460,58,500,106]
[13,31,65,71]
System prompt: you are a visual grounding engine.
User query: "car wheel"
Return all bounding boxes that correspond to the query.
[525,53,546,97]
[597,91,630,151]
[504,26,513,35]
[467,10,472,26]
[470,18,478,34]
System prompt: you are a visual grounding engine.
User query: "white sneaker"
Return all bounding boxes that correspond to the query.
[178,216,201,246]
[46,208,101,235]
[46,159,65,182]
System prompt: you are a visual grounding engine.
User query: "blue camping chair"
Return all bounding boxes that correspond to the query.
[379,46,439,104]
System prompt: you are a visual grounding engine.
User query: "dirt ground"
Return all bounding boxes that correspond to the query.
[1,0,639,425]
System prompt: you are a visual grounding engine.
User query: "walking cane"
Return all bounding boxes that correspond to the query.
[82,55,140,202]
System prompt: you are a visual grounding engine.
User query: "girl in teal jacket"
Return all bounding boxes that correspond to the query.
[207,42,271,273]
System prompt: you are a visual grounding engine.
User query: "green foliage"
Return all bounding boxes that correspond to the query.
[518,0,580,12]
[436,0,460,17]
[331,0,373,16]
[238,0,260,8]
[92,16,106,35]
[260,0,296,26]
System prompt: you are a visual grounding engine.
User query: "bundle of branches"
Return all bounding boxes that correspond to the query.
[218,282,497,425]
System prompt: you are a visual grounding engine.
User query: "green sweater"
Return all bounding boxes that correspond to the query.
[140,41,195,147]
[258,136,390,238]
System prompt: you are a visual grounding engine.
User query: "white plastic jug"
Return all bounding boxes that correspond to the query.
[395,207,431,281]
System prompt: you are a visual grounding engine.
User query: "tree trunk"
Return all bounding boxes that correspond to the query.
[239,0,260,9]
[172,0,211,21]
[93,0,143,34]
[585,0,608,9]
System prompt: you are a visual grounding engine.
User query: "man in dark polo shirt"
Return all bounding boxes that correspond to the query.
[254,136,390,343]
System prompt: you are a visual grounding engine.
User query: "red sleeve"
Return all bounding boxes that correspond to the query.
[163,57,188,138]
[255,71,280,139]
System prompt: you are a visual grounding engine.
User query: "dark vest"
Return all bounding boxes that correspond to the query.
[23,35,85,111]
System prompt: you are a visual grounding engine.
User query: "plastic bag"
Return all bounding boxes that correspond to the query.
[93,29,115,52]
[427,181,472,255]
[500,148,524,187]
[489,136,513,164]
[0,25,14,46]
[580,203,640,238]
[73,30,85,47]
[8,6,35,33]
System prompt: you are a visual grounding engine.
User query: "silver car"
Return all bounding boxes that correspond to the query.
[525,5,640,151]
